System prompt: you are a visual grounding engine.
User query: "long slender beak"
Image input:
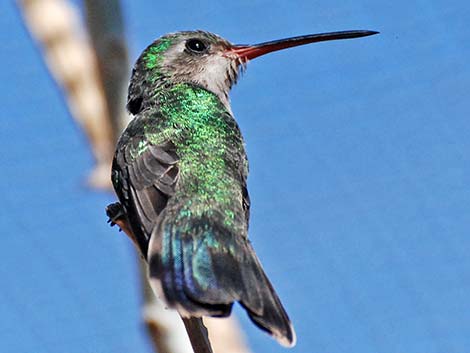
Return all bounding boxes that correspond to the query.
[229,30,379,61]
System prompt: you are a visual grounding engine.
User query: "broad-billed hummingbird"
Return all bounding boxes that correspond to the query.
[109,29,378,347]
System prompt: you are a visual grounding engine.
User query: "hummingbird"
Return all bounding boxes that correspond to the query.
[109,29,378,347]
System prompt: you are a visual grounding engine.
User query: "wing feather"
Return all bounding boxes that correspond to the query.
[112,140,179,257]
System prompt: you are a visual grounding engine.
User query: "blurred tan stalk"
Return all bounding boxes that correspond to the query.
[17,1,251,352]
[18,0,114,189]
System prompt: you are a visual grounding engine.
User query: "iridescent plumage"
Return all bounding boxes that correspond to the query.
[111,28,378,348]
[112,31,294,346]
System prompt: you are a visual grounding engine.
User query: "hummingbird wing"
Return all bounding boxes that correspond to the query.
[112,139,179,257]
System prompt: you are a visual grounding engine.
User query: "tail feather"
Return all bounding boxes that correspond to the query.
[149,218,233,316]
[241,243,296,347]
[148,215,296,347]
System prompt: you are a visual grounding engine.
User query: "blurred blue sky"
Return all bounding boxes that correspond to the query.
[1,1,470,352]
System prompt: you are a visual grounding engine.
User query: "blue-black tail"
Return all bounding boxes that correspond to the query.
[148,215,296,347]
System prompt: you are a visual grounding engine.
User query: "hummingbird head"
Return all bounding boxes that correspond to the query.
[128,29,378,114]
[128,31,242,113]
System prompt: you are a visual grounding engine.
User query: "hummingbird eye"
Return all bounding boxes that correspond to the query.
[185,39,208,53]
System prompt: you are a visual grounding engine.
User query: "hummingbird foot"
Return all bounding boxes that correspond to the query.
[106,202,141,251]
[106,202,126,227]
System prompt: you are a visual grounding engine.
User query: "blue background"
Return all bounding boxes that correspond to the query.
[2,1,469,352]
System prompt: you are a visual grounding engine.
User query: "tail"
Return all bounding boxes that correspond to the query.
[240,242,297,347]
[147,214,296,347]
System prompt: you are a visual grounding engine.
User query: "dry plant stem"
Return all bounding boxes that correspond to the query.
[182,318,214,353]
[84,0,130,138]
[110,215,214,353]
[17,0,115,189]
[140,257,193,353]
